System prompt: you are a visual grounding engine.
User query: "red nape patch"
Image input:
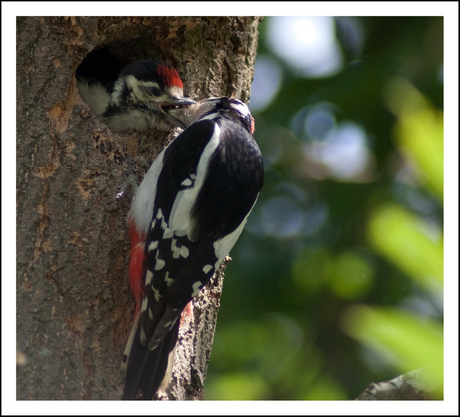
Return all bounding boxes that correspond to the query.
[250,117,256,134]
[157,64,183,88]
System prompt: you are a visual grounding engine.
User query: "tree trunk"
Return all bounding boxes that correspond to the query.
[16,16,260,400]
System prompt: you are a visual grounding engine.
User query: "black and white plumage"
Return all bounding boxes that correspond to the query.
[123,97,264,400]
[76,51,195,133]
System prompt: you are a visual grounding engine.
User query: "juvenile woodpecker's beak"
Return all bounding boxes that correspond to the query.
[161,97,196,128]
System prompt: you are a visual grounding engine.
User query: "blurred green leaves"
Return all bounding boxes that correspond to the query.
[205,17,444,401]
[205,372,269,400]
[292,249,374,300]
[205,315,347,400]
[330,252,375,300]
[342,306,443,398]
[385,78,444,200]
[367,203,443,291]
[344,82,444,398]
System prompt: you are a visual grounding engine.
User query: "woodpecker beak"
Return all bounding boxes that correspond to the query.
[161,97,196,128]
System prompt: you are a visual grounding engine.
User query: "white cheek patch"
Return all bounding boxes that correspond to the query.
[126,75,143,101]
[125,75,138,89]
[111,78,126,106]
[130,79,162,102]
[230,101,251,117]
[141,80,160,90]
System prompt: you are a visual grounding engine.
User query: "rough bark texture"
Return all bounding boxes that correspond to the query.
[355,369,442,400]
[16,16,260,400]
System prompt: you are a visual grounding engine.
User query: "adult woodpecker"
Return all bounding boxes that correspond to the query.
[123,97,264,400]
[76,52,195,133]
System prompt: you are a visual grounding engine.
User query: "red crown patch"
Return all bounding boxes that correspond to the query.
[157,64,183,89]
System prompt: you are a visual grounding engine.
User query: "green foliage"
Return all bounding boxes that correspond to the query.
[351,78,444,398]
[205,17,443,400]
[342,305,443,397]
[385,77,444,200]
[367,203,443,291]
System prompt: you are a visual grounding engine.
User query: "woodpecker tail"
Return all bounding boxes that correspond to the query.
[122,313,179,400]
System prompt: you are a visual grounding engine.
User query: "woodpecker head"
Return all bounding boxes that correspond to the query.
[101,59,195,133]
[185,97,255,134]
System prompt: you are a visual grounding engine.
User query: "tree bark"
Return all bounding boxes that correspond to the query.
[355,369,442,400]
[16,16,260,400]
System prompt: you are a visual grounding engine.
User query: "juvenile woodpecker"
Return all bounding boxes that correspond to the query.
[123,97,264,400]
[77,55,195,133]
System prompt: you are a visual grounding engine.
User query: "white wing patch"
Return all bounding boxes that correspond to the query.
[181,178,193,187]
[202,264,213,274]
[154,258,165,271]
[140,326,147,344]
[148,240,158,252]
[165,272,175,287]
[171,238,190,259]
[169,124,221,238]
[152,286,161,302]
[145,270,154,285]
[191,281,202,297]
[128,152,166,237]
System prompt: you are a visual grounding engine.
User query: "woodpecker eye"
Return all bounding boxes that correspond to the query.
[148,86,161,97]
